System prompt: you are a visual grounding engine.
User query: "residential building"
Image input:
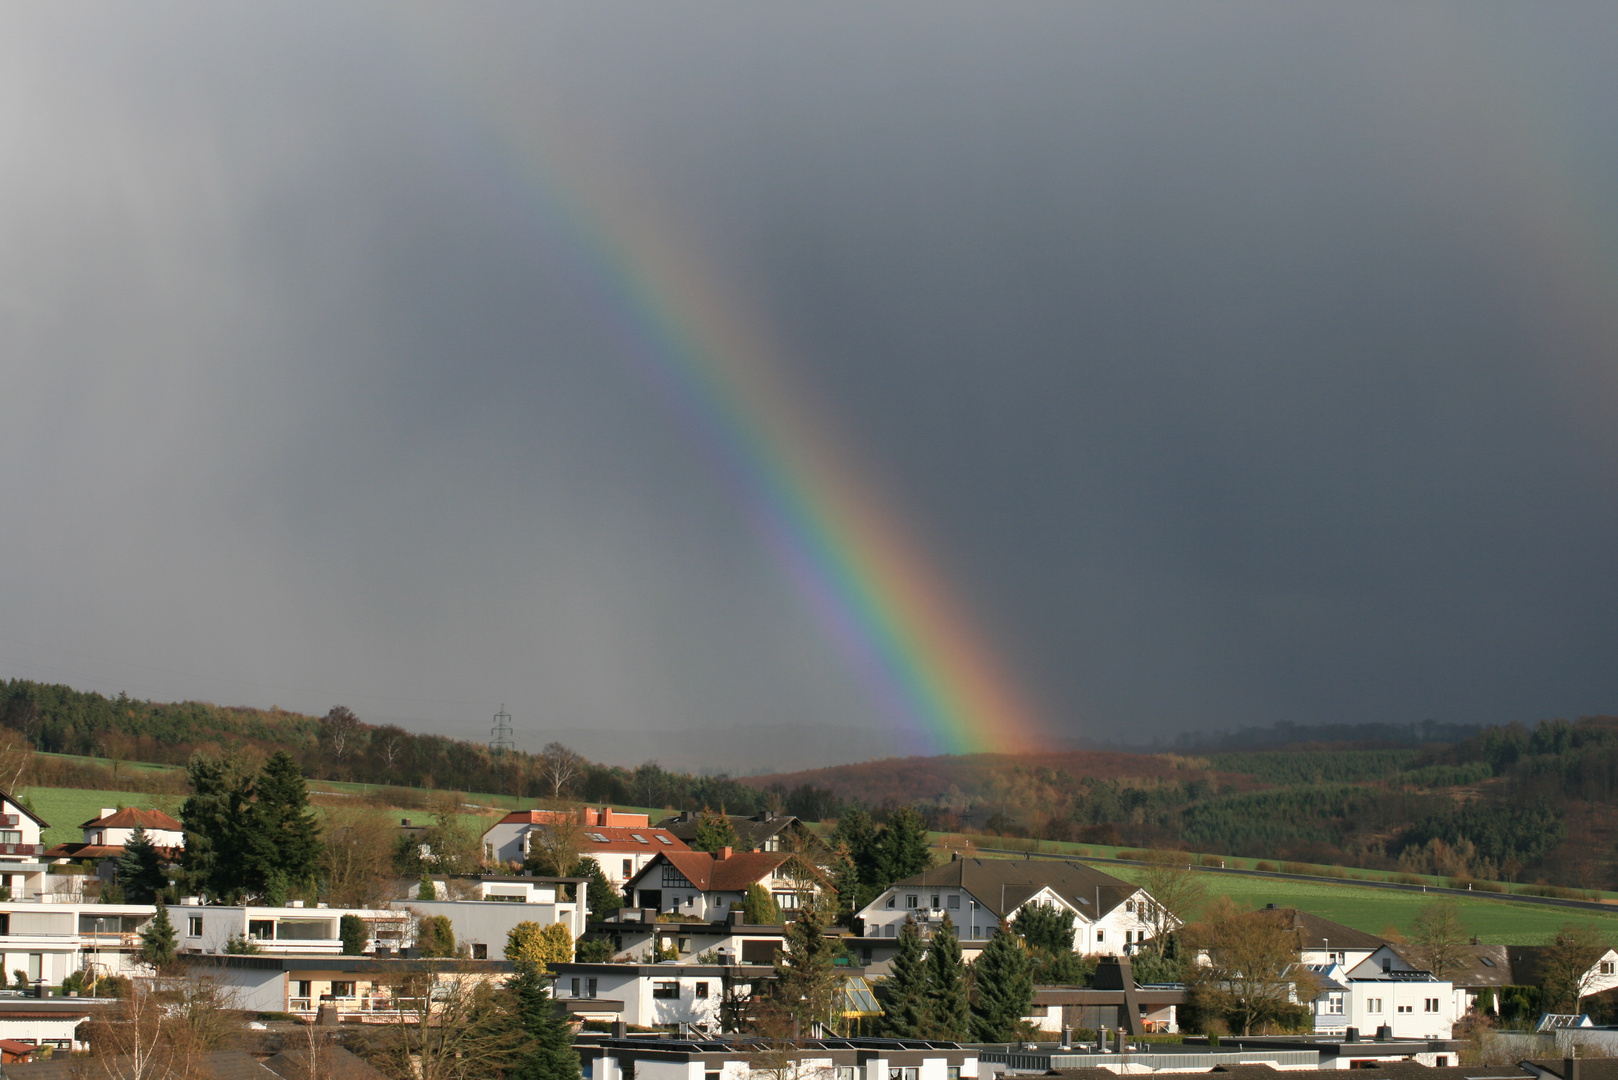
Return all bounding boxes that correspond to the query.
[575,1032,977,1080]
[550,962,760,1029]
[586,909,808,965]
[1255,906,1389,971]
[0,902,157,984]
[855,856,1156,971]
[43,807,184,881]
[1508,945,1618,1007]
[1306,954,1458,1040]
[481,807,688,888]
[0,793,48,902]
[657,810,806,853]
[177,952,514,1017]
[0,996,114,1054]
[175,900,408,957]
[624,848,831,921]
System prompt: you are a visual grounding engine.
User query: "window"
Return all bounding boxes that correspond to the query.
[661,865,694,888]
[652,981,680,999]
[839,1069,858,1080]
[905,895,919,909]
[0,831,20,845]
[1397,1004,1413,1013]
[588,978,597,998]
[588,832,609,843]
[276,918,335,941]
[26,955,41,982]
[572,978,581,998]
[775,892,800,910]
[931,895,940,909]
[695,982,709,999]
[632,834,649,844]
[330,982,356,998]
[889,1069,918,1080]
[885,897,897,909]
[1602,961,1615,976]
[1424,998,1439,1013]
[188,917,203,937]
[884,925,895,938]
[709,1073,722,1080]
[861,947,873,963]
[948,895,960,909]
[1324,994,1344,1015]
[949,1069,962,1080]
[657,835,673,845]
[1479,956,1496,967]
[1125,931,1133,945]
[1367,998,1382,1014]
[296,981,312,998]
[472,943,488,959]
[248,920,275,940]
[1096,929,1105,942]
[1126,901,1135,913]
[623,860,633,877]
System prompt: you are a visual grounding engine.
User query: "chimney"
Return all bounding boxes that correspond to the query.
[1566,1059,1580,1080]
[100,809,116,819]
[1344,1027,1359,1043]
[717,847,732,860]
[401,818,410,827]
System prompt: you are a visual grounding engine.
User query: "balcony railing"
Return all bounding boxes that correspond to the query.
[0,844,43,856]
[0,816,19,828]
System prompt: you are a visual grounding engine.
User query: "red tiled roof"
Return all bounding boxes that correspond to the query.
[576,826,688,853]
[43,843,181,860]
[631,850,827,891]
[77,807,183,832]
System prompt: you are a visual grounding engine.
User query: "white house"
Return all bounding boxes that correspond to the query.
[550,962,758,1029]
[0,792,49,902]
[575,1031,978,1080]
[1306,954,1457,1040]
[174,900,405,957]
[624,849,831,922]
[0,901,157,986]
[855,856,1157,971]
[482,807,689,889]
[43,807,185,880]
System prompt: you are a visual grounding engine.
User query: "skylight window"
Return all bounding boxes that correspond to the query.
[632,833,649,844]
[587,832,608,843]
[657,835,673,844]
[1479,957,1496,967]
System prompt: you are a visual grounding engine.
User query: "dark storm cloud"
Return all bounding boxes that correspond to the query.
[2,4,1615,764]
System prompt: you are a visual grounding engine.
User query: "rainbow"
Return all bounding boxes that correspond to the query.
[368,18,1050,757]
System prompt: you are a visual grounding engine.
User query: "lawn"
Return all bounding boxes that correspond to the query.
[17,787,184,848]
[1101,863,1618,945]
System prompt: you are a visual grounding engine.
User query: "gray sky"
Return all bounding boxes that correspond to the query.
[3,4,1617,770]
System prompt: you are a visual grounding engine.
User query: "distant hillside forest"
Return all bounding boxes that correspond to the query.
[0,679,794,816]
[5,678,1617,891]
[744,717,1618,892]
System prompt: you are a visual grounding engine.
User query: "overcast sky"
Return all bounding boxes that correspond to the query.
[3,4,1617,770]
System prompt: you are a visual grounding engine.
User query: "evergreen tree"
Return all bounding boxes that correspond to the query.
[831,806,881,898]
[877,916,930,1037]
[254,751,322,885]
[138,904,178,969]
[925,914,970,1039]
[774,905,840,1033]
[1012,902,1074,952]
[506,960,583,1080]
[743,882,781,924]
[568,858,622,916]
[971,922,1033,1042]
[340,914,369,955]
[875,807,932,887]
[115,826,167,904]
[179,752,256,898]
[827,842,863,925]
[418,872,437,900]
[417,914,457,958]
[692,808,740,853]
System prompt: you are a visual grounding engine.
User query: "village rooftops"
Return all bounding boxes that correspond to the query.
[74,807,182,832]
[626,848,827,892]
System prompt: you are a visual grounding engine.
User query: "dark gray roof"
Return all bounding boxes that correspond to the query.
[656,813,802,852]
[1257,907,1389,953]
[263,1046,389,1080]
[886,858,1138,919]
[1433,944,1515,989]
[5,1050,277,1079]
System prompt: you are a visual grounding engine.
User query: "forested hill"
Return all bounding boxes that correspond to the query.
[743,715,1618,893]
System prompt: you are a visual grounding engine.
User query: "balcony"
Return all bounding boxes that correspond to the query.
[0,816,18,828]
[0,845,44,857]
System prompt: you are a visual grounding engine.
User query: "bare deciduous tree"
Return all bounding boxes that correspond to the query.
[1406,899,1469,978]
[369,969,521,1080]
[540,742,584,799]
[323,805,401,908]
[524,816,583,878]
[1138,849,1206,954]
[1540,922,1608,1013]
[1186,899,1313,1035]
[321,706,365,765]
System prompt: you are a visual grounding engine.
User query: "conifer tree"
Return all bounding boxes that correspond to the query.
[138,904,178,969]
[253,751,322,885]
[568,858,622,916]
[744,882,781,924]
[875,807,932,886]
[116,825,167,904]
[925,914,970,1039]
[179,752,256,898]
[507,960,582,1080]
[970,921,1033,1042]
[774,905,840,1034]
[692,808,740,853]
[418,872,437,900]
[878,916,930,1037]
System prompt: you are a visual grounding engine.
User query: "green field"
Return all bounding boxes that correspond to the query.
[19,788,184,848]
[1101,863,1618,945]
